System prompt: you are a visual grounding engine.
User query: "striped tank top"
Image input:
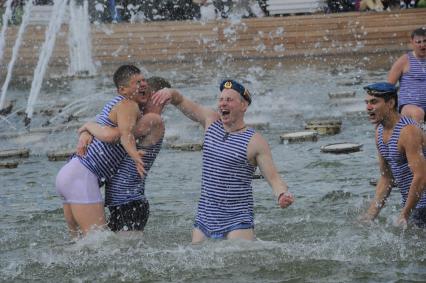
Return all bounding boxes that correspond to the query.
[78,95,128,182]
[195,120,256,234]
[105,137,163,206]
[398,52,426,111]
[377,116,426,208]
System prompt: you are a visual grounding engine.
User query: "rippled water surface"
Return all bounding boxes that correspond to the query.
[1,56,425,282]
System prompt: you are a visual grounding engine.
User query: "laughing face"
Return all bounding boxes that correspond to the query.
[412,35,426,58]
[365,94,393,125]
[217,88,247,125]
[121,74,149,105]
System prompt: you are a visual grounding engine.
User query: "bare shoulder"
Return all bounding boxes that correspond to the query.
[248,132,270,153]
[204,113,221,130]
[394,54,409,69]
[399,124,424,147]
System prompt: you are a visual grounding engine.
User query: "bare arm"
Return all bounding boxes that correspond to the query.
[362,151,394,221]
[78,121,120,143]
[116,100,145,176]
[398,126,426,222]
[248,133,294,208]
[152,88,219,129]
[387,54,408,84]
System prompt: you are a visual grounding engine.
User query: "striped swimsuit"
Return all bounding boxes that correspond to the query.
[398,52,426,112]
[105,137,163,206]
[78,95,128,182]
[377,116,426,225]
[195,120,256,238]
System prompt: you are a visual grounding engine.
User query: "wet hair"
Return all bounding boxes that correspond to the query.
[146,76,172,92]
[411,27,426,39]
[113,65,141,89]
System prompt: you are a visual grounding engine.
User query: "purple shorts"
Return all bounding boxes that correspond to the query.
[55,157,103,204]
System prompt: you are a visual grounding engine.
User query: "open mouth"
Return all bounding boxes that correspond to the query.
[221,109,230,116]
[368,112,376,120]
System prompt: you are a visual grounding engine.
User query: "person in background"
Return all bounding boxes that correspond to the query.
[361,82,426,228]
[152,79,294,243]
[388,27,426,125]
[400,0,416,8]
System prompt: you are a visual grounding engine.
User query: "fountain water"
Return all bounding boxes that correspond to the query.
[0,0,14,64]
[0,0,33,110]
[24,0,68,125]
[68,0,96,76]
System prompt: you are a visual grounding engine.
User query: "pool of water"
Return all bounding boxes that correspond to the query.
[1,55,425,282]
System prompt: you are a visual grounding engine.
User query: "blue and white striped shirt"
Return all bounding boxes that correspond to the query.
[377,116,426,208]
[195,120,256,234]
[105,137,163,206]
[399,52,426,111]
[78,95,127,182]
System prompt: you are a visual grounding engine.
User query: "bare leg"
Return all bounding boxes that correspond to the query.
[63,204,80,239]
[401,105,425,124]
[192,227,207,244]
[70,203,106,236]
[226,228,255,241]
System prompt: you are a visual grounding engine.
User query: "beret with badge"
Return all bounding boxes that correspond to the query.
[219,79,252,105]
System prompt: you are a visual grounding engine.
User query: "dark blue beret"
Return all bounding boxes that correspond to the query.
[219,79,252,105]
[363,82,398,96]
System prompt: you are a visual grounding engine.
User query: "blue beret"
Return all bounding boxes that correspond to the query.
[219,79,252,105]
[363,82,398,96]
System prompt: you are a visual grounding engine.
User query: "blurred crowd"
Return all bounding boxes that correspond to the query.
[0,0,425,24]
[328,0,426,12]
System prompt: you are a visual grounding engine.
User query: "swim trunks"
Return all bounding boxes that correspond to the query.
[107,199,150,232]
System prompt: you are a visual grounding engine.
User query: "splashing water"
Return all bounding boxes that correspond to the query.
[67,0,96,76]
[0,0,33,110]
[25,0,68,122]
[0,0,14,65]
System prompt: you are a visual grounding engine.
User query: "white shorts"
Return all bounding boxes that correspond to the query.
[55,157,103,204]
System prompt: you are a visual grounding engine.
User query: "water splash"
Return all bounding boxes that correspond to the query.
[68,0,96,76]
[25,0,68,124]
[0,0,14,65]
[0,0,33,110]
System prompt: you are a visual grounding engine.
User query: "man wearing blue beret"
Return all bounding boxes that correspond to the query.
[361,82,426,228]
[152,79,294,243]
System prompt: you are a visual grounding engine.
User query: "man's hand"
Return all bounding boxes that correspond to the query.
[151,88,173,106]
[278,192,294,208]
[357,213,375,224]
[76,131,93,156]
[395,213,408,229]
[134,150,146,177]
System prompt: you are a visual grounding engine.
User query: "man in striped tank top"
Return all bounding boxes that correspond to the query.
[361,82,426,228]
[388,27,426,125]
[152,79,294,243]
[76,77,169,233]
[56,65,163,237]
